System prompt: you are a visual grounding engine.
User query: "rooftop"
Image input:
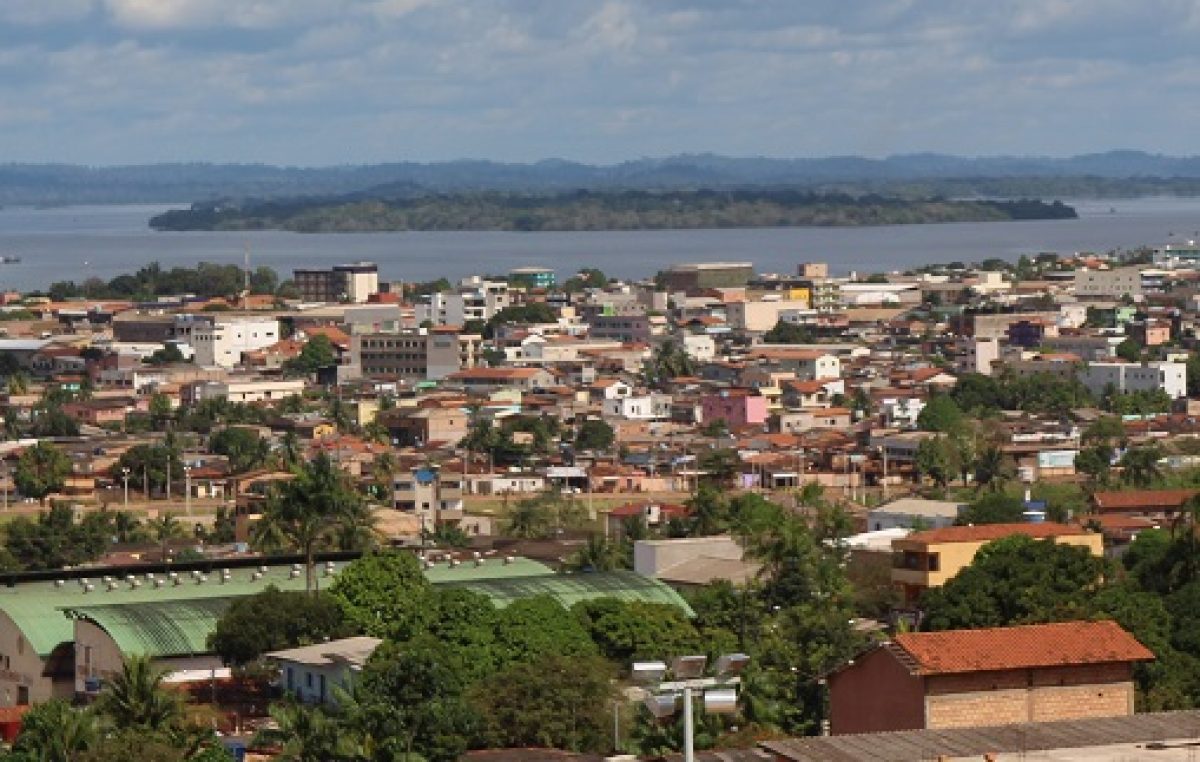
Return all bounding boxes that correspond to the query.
[901,522,1090,545]
[887,620,1154,676]
[1093,489,1199,512]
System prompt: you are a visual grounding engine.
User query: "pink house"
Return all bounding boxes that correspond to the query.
[701,388,768,429]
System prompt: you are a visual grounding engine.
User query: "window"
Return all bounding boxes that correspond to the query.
[927,553,940,572]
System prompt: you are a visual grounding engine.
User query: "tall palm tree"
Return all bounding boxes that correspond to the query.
[568,533,625,571]
[112,510,146,544]
[265,702,364,762]
[94,654,184,732]
[1120,444,1164,488]
[973,445,1015,493]
[279,430,303,469]
[252,453,363,592]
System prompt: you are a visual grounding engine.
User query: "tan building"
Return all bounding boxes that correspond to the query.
[892,523,1103,604]
[827,620,1153,735]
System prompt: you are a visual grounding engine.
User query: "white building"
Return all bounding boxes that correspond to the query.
[191,378,306,403]
[867,498,967,531]
[415,277,513,326]
[602,393,672,420]
[189,318,280,368]
[682,334,716,362]
[267,637,382,706]
[1078,361,1187,399]
[956,338,1000,376]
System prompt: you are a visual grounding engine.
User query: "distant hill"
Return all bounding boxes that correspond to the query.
[5,151,1200,204]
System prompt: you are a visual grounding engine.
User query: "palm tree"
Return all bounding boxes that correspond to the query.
[112,510,146,544]
[372,450,397,498]
[279,430,303,469]
[973,445,1015,493]
[264,702,363,762]
[94,654,184,732]
[12,699,98,762]
[147,512,184,561]
[252,453,361,592]
[506,495,551,539]
[568,533,625,571]
[1119,444,1164,488]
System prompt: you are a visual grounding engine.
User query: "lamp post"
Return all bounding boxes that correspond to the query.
[183,465,192,517]
[121,467,130,511]
[633,653,749,762]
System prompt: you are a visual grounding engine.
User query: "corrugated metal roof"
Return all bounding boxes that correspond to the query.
[762,710,1200,761]
[440,570,695,615]
[65,598,235,656]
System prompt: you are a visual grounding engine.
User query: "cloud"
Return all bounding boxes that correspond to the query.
[2,0,1200,164]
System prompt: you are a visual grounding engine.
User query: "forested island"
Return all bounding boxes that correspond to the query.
[149,190,1076,233]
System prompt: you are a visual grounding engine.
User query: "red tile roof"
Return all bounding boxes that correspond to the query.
[1092,489,1199,512]
[890,621,1154,676]
[903,522,1089,545]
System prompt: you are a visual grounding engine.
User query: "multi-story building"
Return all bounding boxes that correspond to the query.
[393,465,465,525]
[293,262,380,303]
[587,313,651,343]
[508,266,556,290]
[188,378,306,404]
[414,277,512,327]
[891,523,1103,604]
[660,262,754,292]
[955,337,1000,375]
[727,298,812,332]
[190,317,280,368]
[1078,360,1187,399]
[1073,266,1143,300]
[352,330,464,381]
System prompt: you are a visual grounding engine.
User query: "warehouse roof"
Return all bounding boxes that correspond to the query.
[440,570,694,615]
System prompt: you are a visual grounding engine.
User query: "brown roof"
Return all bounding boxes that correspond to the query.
[889,621,1154,676]
[1093,489,1199,512]
[903,522,1088,545]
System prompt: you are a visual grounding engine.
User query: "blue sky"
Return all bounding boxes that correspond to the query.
[3,0,1200,165]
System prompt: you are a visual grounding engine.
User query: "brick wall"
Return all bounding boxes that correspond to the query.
[925,663,1135,729]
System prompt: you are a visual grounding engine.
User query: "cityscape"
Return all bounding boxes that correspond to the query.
[7,1,1200,761]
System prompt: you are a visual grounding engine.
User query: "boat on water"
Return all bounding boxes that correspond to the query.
[0,257,21,264]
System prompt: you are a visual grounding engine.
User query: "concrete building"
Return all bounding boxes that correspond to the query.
[727,298,812,332]
[508,266,556,290]
[1073,267,1143,300]
[1078,360,1187,399]
[955,337,1000,375]
[826,621,1152,735]
[352,330,464,381]
[189,317,280,368]
[891,523,1103,604]
[393,465,465,525]
[414,278,513,327]
[188,378,306,404]
[660,262,754,292]
[633,535,760,587]
[268,637,382,707]
[293,262,380,303]
[701,389,768,428]
[587,313,651,343]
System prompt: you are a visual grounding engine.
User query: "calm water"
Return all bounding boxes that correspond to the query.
[1,198,1199,291]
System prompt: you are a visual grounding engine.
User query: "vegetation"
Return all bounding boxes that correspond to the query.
[209,587,349,667]
[149,190,1077,233]
[13,442,71,503]
[46,261,284,302]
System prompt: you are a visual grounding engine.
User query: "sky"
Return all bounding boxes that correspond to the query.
[3,0,1200,166]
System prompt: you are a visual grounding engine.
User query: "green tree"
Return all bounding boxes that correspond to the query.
[328,550,433,641]
[114,443,182,496]
[93,654,184,733]
[4,504,108,570]
[916,395,964,433]
[921,535,1109,630]
[14,442,71,504]
[1116,337,1143,362]
[147,512,184,561]
[208,427,270,473]
[470,654,616,753]
[957,491,1025,524]
[1120,443,1165,488]
[914,436,957,489]
[566,533,628,571]
[762,319,814,344]
[572,598,702,663]
[493,595,597,665]
[11,699,99,762]
[575,418,615,451]
[1075,444,1116,488]
[251,454,369,592]
[645,340,695,383]
[258,702,362,762]
[284,335,337,376]
[972,445,1015,493]
[209,587,349,666]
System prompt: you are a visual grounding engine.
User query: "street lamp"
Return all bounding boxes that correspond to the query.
[120,467,130,510]
[183,465,192,517]
[633,653,749,762]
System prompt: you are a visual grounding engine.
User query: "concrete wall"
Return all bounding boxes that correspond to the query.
[0,611,57,706]
[634,536,743,577]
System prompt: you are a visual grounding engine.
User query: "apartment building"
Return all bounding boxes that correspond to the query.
[293,262,380,303]
[352,330,464,381]
[1073,267,1143,300]
[188,378,306,404]
[727,298,812,332]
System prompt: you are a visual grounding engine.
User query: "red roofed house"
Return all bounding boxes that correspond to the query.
[446,367,555,392]
[1091,489,1199,522]
[891,523,1103,604]
[827,620,1154,735]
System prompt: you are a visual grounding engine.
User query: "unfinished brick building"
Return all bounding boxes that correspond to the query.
[827,620,1154,735]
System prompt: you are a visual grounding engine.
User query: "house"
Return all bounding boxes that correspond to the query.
[701,389,768,429]
[891,523,1103,604]
[633,536,760,587]
[1091,489,1199,522]
[445,367,555,392]
[826,620,1153,735]
[268,637,383,707]
[772,407,852,434]
[605,501,689,536]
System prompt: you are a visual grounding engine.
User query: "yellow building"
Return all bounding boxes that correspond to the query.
[892,523,1103,604]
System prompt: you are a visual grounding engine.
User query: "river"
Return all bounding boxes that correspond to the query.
[0,197,1198,291]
